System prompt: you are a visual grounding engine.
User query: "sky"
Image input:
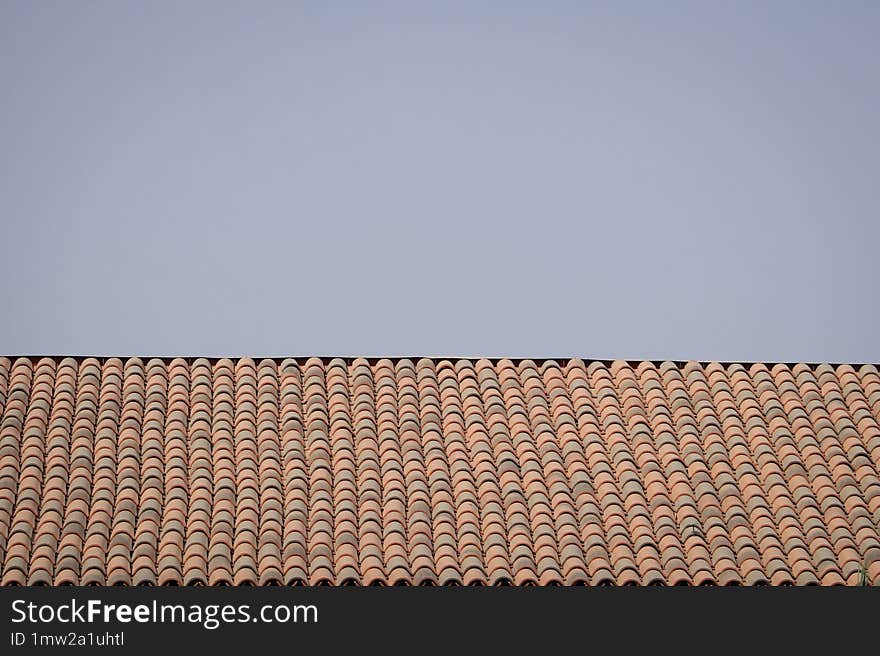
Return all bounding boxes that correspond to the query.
[1,2,878,362]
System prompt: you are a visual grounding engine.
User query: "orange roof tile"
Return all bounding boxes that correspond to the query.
[1,356,879,586]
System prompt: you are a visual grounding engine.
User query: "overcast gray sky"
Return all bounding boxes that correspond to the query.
[1,2,878,362]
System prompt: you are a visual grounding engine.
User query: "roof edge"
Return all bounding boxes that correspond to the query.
[3,354,879,369]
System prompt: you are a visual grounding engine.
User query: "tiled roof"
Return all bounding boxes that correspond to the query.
[1,356,879,586]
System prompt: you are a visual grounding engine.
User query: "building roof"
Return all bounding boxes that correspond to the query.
[1,355,879,586]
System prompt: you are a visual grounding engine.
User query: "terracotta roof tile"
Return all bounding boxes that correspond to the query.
[1,356,880,585]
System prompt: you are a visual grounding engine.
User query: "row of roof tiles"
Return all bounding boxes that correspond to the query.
[0,356,878,585]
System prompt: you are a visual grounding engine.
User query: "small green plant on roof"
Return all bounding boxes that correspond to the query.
[858,565,871,586]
